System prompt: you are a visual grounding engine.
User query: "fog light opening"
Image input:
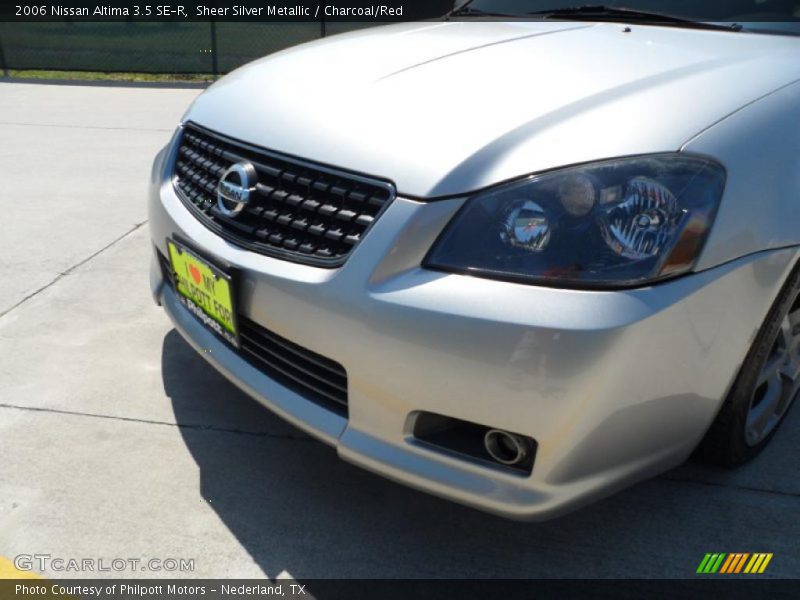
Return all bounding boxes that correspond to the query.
[410,412,536,475]
[484,429,530,466]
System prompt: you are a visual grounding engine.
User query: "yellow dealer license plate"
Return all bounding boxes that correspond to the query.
[167,238,239,348]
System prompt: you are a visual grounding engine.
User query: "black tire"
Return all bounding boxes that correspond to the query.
[696,258,800,467]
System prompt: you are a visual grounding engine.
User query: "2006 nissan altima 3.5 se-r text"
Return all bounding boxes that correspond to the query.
[148,1,800,519]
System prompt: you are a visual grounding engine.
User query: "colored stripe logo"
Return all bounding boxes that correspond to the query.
[697,553,773,574]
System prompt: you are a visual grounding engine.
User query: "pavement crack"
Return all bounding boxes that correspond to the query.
[661,474,800,499]
[0,221,148,320]
[0,402,313,442]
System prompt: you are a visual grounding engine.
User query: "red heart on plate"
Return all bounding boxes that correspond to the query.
[188,264,202,285]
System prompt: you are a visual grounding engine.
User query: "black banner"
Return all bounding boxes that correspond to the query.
[0,1,453,22]
[3,0,799,22]
[2,579,800,600]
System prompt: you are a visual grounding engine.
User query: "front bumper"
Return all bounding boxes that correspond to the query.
[149,153,799,520]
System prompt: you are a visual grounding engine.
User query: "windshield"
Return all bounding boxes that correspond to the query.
[458,0,800,33]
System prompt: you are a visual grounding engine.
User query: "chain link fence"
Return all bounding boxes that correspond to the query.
[0,6,452,76]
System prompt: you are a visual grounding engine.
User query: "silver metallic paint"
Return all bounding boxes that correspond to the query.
[150,22,800,518]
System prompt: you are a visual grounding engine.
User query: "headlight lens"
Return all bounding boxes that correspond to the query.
[424,154,725,288]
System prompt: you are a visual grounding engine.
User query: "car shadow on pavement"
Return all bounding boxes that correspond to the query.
[161,329,800,579]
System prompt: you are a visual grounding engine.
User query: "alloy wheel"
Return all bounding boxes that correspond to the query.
[746,290,800,446]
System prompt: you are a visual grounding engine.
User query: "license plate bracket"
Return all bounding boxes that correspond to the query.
[166,237,240,349]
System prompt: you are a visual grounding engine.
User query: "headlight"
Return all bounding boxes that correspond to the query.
[424,154,725,288]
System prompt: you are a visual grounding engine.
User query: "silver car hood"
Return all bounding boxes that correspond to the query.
[186,21,800,197]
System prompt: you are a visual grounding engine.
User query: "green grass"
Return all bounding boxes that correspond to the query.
[6,69,215,83]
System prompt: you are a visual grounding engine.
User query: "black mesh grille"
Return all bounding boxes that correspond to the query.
[157,249,348,415]
[172,123,394,266]
[238,316,348,414]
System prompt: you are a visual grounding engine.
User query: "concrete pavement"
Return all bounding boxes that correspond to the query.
[0,81,798,580]
[0,82,197,317]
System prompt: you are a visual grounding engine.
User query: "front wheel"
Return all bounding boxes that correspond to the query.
[696,259,800,467]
